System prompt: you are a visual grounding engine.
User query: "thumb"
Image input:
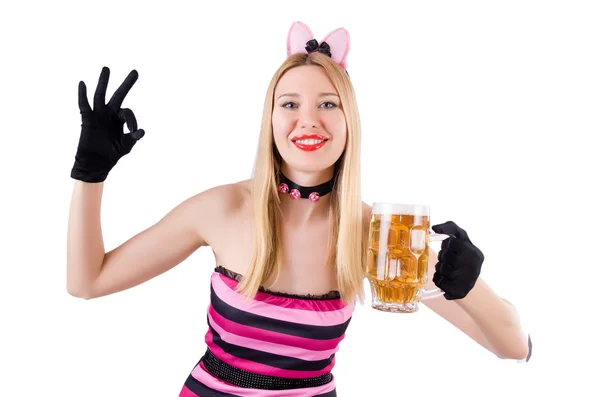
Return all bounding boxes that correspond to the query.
[120,129,145,153]
[431,221,471,242]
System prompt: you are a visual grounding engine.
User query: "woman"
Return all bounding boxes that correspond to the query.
[67,21,531,397]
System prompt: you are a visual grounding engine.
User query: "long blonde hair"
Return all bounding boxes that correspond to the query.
[237,52,365,305]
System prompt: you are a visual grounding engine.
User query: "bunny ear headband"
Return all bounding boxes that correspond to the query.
[286,21,350,69]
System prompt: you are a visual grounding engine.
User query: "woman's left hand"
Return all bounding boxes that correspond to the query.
[431,221,485,300]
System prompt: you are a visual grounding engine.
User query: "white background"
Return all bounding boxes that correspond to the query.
[1,1,598,396]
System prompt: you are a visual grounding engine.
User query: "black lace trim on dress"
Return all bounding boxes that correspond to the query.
[201,348,333,390]
[215,266,342,300]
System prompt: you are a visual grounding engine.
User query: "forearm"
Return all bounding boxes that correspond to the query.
[66,181,106,297]
[455,277,530,360]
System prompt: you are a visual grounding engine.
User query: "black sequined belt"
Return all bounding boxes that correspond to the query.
[200,349,333,390]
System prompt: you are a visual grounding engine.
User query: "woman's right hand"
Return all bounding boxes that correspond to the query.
[71,66,145,183]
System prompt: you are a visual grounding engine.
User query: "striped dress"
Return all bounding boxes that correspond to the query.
[179,266,355,397]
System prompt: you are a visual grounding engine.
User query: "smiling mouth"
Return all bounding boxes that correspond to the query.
[293,138,326,145]
[292,138,328,151]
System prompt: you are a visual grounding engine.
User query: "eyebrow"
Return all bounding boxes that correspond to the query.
[277,92,339,99]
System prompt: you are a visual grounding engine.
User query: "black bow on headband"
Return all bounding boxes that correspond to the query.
[305,39,332,57]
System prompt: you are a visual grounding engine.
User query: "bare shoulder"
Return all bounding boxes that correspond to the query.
[189,179,250,212]
[189,179,252,246]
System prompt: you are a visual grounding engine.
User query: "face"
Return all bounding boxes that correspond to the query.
[272,65,347,175]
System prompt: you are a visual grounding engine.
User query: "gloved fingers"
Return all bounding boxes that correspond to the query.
[78,81,92,114]
[130,129,145,141]
[120,129,145,154]
[432,270,443,286]
[94,66,110,111]
[441,236,463,252]
[433,270,457,285]
[108,69,139,112]
[436,261,459,277]
[438,249,459,264]
[432,221,471,242]
[119,108,138,132]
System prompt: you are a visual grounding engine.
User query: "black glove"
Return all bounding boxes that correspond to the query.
[71,66,145,183]
[431,221,484,300]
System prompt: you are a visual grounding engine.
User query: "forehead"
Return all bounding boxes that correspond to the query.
[275,65,337,95]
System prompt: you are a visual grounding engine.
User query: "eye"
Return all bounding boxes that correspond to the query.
[282,102,297,109]
[320,101,338,109]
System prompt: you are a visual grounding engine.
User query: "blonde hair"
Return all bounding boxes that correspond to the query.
[238,52,365,305]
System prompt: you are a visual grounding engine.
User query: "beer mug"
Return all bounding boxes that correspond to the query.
[366,202,447,313]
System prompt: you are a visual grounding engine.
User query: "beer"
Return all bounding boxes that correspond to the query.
[367,203,432,313]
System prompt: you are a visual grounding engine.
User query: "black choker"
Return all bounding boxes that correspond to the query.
[277,173,334,203]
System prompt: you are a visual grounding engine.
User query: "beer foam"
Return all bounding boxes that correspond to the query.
[371,202,430,216]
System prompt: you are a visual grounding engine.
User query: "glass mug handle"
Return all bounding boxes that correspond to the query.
[419,232,450,301]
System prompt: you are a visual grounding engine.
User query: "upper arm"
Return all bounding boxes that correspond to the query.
[85,184,237,299]
[361,201,373,273]
[361,201,372,239]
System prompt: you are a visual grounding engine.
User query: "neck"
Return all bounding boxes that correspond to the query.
[280,191,331,224]
[278,165,335,223]
[280,165,334,188]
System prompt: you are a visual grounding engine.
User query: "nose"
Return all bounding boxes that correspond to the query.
[299,107,320,129]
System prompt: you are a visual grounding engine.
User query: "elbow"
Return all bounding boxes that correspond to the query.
[495,335,532,362]
[66,284,94,300]
[66,272,96,299]
[496,348,528,361]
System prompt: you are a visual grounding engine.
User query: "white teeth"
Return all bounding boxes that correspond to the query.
[296,139,324,145]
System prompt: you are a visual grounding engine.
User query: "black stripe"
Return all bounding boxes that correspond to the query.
[211,285,351,340]
[526,334,532,362]
[183,373,241,397]
[209,320,334,371]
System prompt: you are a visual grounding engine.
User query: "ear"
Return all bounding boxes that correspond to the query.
[286,21,315,57]
[321,27,351,69]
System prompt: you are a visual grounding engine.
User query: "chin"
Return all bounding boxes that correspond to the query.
[283,157,339,174]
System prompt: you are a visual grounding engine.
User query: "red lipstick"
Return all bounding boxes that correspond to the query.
[291,134,329,152]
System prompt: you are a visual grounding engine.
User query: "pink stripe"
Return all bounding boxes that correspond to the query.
[208,305,345,351]
[208,311,338,361]
[216,273,350,311]
[178,385,194,397]
[212,274,354,326]
[206,329,335,378]
[190,362,336,397]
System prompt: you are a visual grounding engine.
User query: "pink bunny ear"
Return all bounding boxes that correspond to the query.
[321,27,351,69]
[287,21,315,57]
[285,21,351,69]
